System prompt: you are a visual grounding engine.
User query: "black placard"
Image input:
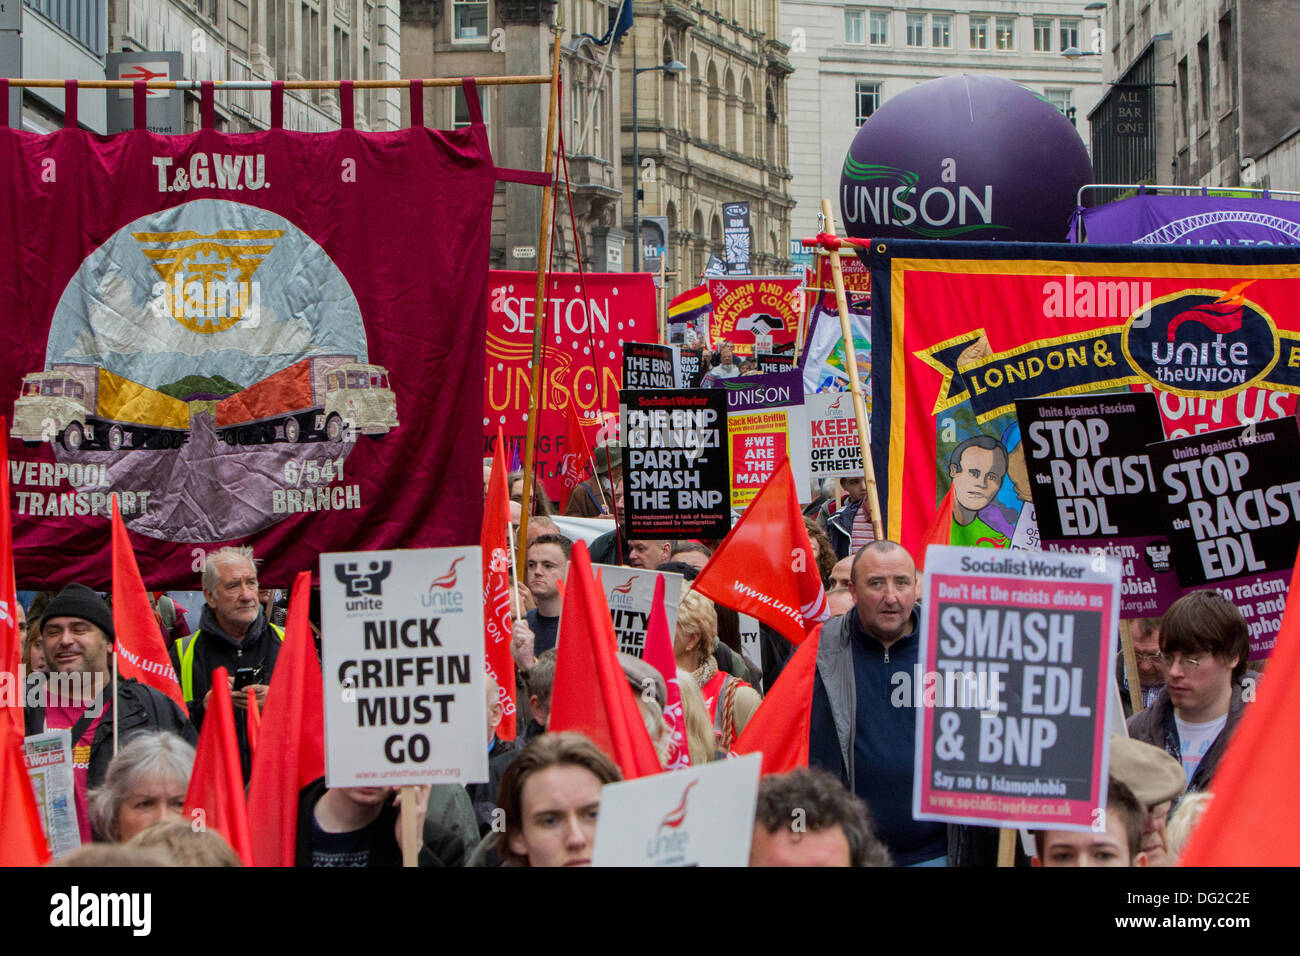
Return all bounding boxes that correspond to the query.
[622,341,677,390]
[1148,418,1300,659]
[619,389,731,538]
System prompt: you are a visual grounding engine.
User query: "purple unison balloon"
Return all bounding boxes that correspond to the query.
[839,74,1094,246]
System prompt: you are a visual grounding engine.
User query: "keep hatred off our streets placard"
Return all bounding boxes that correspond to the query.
[1148,418,1300,659]
[620,389,730,539]
[914,545,1118,832]
[1015,393,1179,619]
[321,547,489,787]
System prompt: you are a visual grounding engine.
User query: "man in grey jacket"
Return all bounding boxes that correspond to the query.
[1126,589,1252,793]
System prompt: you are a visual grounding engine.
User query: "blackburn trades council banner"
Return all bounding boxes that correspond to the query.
[868,241,1300,562]
[0,83,496,587]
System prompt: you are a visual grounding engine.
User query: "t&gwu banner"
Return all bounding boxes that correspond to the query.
[485,271,657,500]
[869,240,1300,558]
[2,90,495,587]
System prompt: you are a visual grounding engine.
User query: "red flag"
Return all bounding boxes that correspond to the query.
[247,571,324,867]
[183,666,254,865]
[0,417,23,730]
[731,624,822,775]
[0,706,51,865]
[558,400,597,512]
[246,688,261,759]
[110,498,187,715]
[1178,544,1300,866]
[691,456,827,646]
[916,486,954,572]
[643,576,690,769]
[548,541,662,779]
[482,429,516,740]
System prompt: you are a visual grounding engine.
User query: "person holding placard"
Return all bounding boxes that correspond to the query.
[808,541,949,866]
[296,780,463,867]
[512,534,573,670]
[1127,590,1253,793]
[497,732,623,867]
[1031,777,1149,868]
[26,584,196,845]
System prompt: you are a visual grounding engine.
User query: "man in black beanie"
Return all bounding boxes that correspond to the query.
[25,583,194,844]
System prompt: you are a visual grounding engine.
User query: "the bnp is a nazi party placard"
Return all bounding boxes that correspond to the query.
[1148,418,1300,659]
[1015,393,1179,618]
[620,389,730,539]
[623,342,680,390]
[320,547,488,787]
[914,546,1118,832]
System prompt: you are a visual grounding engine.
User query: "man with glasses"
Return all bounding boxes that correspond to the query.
[1117,616,1165,718]
[1127,590,1252,793]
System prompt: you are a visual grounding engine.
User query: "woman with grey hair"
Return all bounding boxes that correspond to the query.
[88,731,195,843]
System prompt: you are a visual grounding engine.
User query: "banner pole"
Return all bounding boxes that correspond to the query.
[819,199,882,540]
[400,785,418,867]
[516,22,564,584]
[112,650,119,755]
[996,827,1016,867]
[1120,619,1144,716]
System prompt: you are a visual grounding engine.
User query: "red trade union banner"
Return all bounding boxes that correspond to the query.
[1,97,494,587]
[707,277,802,355]
[809,252,870,295]
[484,271,656,500]
[869,241,1300,575]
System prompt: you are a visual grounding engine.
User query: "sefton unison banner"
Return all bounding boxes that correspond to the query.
[1,84,495,587]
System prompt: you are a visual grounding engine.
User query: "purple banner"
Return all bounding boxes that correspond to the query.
[1072,193,1300,246]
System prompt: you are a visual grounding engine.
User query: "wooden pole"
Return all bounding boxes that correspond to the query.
[1120,619,1144,716]
[819,199,882,540]
[658,255,667,345]
[400,785,418,867]
[996,828,1017,867]
[516,24,564,584]
[111,651,119,755]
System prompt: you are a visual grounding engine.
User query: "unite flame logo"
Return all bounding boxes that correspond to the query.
[658,779,699,832]
[429,556,465,590]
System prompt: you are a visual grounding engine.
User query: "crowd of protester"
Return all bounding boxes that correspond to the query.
[10,441,1263,869]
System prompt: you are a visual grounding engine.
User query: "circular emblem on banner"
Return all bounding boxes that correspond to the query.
[22,199,396,542]
[1121,282,1278,398]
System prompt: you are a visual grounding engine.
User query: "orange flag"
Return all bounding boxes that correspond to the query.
[0,706,51,865]
[692,456,827,646]
[915,487,954,572]
[548,541,662,779]
[110,497,187,714]
[0,417,22,729]
[183,666,254,865]
[731,624,821,775]
[482,430,516,740]
[1178,544,1300,866]
[247,571,324,866]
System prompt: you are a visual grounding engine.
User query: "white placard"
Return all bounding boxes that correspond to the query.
[594,564,684,658]
[592,753,762,867]
[803,391,867,479]
[320,547,489,787]
[23,730,81,857]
